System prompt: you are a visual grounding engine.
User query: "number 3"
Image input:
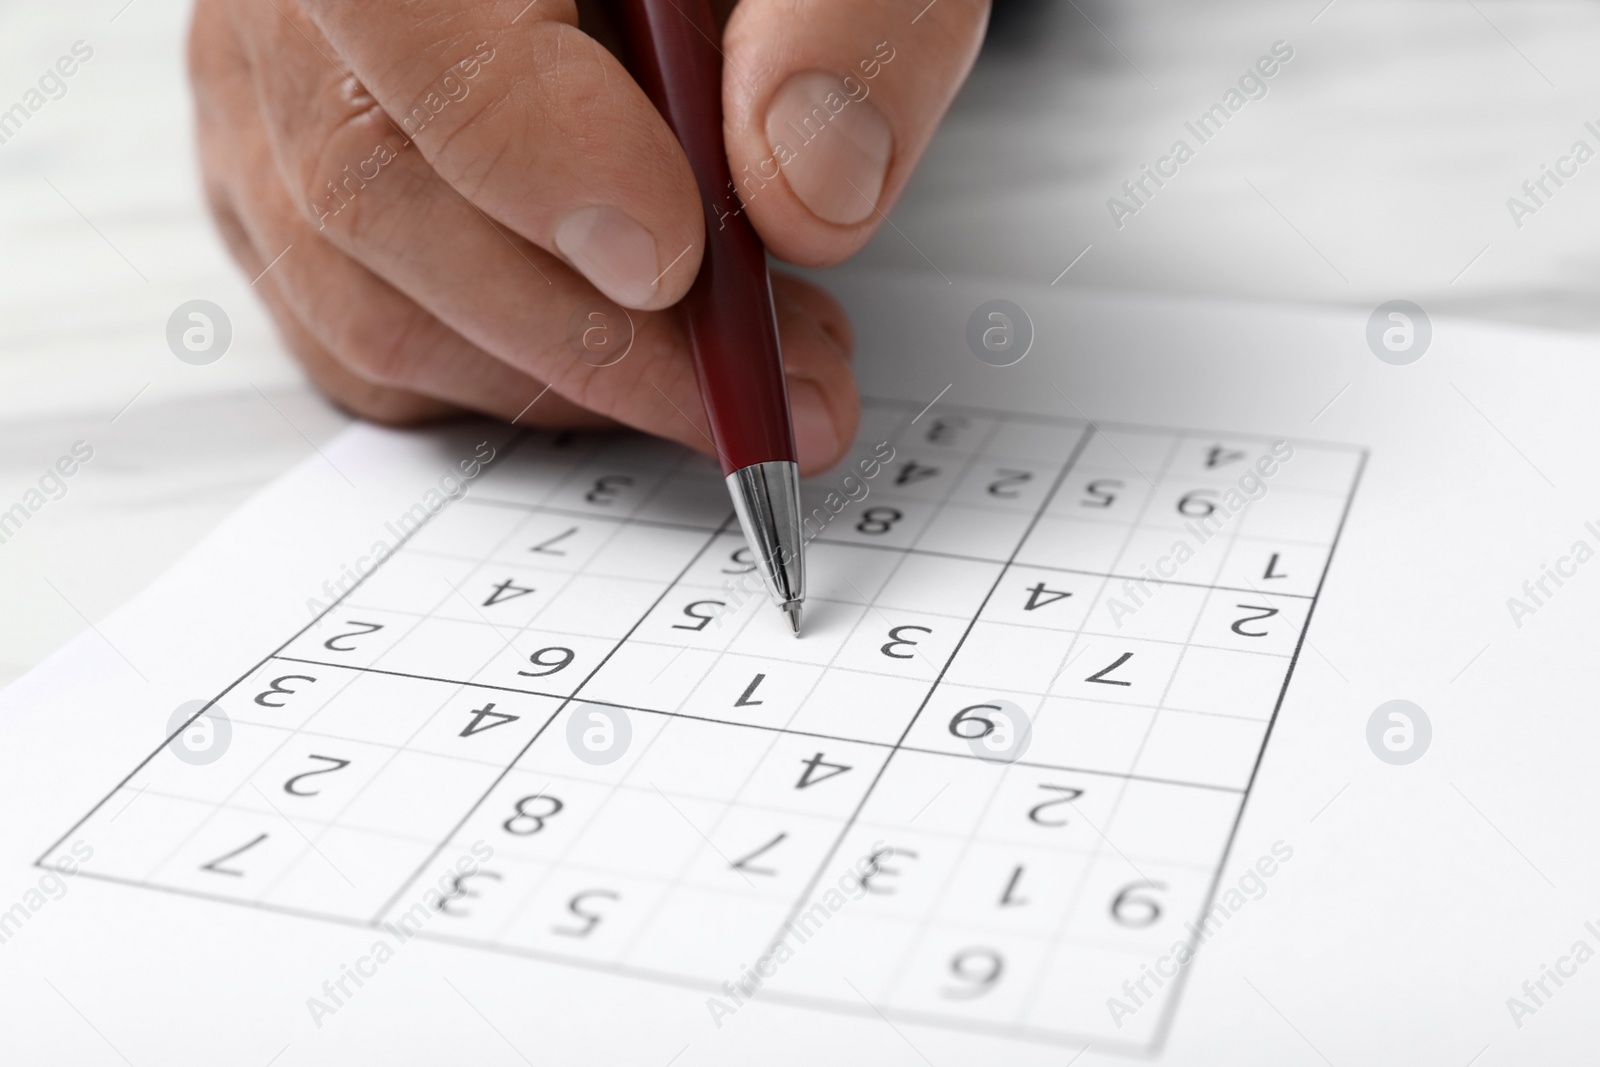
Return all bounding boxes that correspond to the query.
[881,625,931,659]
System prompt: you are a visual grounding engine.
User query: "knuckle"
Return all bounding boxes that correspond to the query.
[330,298,439,389]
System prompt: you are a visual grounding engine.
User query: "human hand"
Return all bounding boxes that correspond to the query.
[189,0,989,473]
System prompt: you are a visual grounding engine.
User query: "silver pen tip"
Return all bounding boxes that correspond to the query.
[783,602,802,637]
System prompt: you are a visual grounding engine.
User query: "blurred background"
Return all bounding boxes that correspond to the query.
[3,0,1597,685]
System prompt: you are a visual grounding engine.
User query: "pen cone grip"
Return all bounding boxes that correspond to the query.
[606,0,796,474]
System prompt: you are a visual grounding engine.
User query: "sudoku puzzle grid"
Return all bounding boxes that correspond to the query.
[41,400,1363,1053]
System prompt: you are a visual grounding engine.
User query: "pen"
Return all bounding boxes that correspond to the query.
[604,0,806,636]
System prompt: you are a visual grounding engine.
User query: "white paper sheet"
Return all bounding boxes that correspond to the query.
[4,273,1599,1066]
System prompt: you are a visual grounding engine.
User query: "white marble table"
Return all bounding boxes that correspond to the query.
[3,0,1598,686]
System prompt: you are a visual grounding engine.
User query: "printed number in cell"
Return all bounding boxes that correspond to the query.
[504,794,564,836]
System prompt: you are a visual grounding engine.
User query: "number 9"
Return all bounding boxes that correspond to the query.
[942,947,1003,999]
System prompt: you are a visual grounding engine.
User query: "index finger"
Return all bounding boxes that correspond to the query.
[292,0,705,309]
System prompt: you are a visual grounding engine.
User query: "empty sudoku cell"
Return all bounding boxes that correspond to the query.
[763,906,920,1003]
[1113,525,1232,590]
[235,735,393,822]
[623,884,793,980]
[873,552,999,619]
[1062,853,1212,954]
[832,608,963,681]
[1081,579,1208,644]
[146,805,303,900]
[129,718,288,806]
[679,808,844,899]
[488,513,616,574]
[929,841,1093,936]
[1257,442,1362,491]
[1022,942,1166,1044]
[1025,698,1154,778]
[948,457,1058,514]
[1189,593,1308,655]
[402,498,529,558]
[516,573,666,639]
[582,520,714,583]
[786,668,932,745]
[1014,517,1130,574]
[499,864,668,962]
[341,551,479,617]
[852,402,909,446]
[337,750,504,841]
[298,670,468,747]
[281,608,417,670]
[1075,428,1175,480]
[580,642,719,712]
[561,785,722,881]
[1238,485,1349,544]
[449,768,619,863]
[260,823,434,917]
[55,791,215,884]
[229,659,350,730]
[1046,466,1156,525]
[473,628,619,696]
[630,468,733,529]
[621,714,778,801]
[802,540,902,607]
[679,654,825,730]
[941,620,1069,694]
[466,432,601,506]
[871,451,967,503]
[907,412,996,455]
[404,690,565,766]
[808,497,936,551]
[882,927,1052,1024]
[850,749,1002,838]
[1103,780,1242,868]
[735,734,887,819]
[1132,709,1268,790]
[1163,645,1292,720]
[374,616,532,688]
[1216,537,1328,597]
[512,700,673,783]
[1050,635,1183,707]
[983,417,1085,464]
[914,502,1035,562]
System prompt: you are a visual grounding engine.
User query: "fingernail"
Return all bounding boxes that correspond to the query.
[789,378,840,469]
[765,71,892,226]
[553,205,660,308]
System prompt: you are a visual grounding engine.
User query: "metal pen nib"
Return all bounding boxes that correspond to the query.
[725,460,806,637]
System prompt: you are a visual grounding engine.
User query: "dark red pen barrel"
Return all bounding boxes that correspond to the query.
[606,0,796,474]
